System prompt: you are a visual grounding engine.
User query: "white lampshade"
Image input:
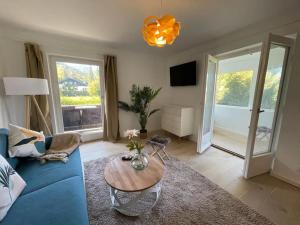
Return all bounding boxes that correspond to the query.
[3,77,49,96]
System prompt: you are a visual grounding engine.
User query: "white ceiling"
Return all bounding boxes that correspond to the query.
[0,0,299,54]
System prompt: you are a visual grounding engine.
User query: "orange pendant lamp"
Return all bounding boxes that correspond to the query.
[142,1,180,47]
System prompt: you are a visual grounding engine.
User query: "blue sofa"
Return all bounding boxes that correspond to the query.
[0,128,89,225]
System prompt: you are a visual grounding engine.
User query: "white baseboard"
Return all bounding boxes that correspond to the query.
[270,171,300,188]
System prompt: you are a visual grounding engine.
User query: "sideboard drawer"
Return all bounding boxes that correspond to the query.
[161,105,194,137]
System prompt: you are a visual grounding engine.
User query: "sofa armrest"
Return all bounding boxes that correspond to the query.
[45,136,53,149]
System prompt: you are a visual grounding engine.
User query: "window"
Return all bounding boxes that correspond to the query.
[215,70,254,107]
[57,62,100,107]
[49,56,104,134]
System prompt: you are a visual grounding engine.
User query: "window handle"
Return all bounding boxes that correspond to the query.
[249,109,265,113]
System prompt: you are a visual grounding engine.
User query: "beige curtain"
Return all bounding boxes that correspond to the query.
[103,55,120,142]
[25,43,52,135]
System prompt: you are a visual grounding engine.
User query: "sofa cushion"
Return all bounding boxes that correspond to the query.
[1,176,89,225]
[0,155,26,221]
[17,149,83,195]
[8,124,46,157]
[0,129,19,169]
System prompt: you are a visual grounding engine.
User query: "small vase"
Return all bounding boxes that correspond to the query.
[131,151,149,170]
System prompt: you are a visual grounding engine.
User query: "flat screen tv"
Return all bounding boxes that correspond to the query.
[170,61,197,86]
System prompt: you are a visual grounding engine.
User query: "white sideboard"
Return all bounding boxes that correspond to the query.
[161,105,194,137]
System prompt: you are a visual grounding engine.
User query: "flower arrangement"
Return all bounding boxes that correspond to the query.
[124,129,148,170]
[124,129,144,154]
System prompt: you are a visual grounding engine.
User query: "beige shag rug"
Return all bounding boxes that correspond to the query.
[84,155,274,225]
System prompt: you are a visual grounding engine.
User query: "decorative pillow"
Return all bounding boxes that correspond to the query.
[8,124,46,157]
[0,155,26,221]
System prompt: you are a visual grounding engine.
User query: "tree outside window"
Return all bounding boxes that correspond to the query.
[260,69,281,110]
[56,62,101,106]
[216,69,280,109]
[216,70,253,107]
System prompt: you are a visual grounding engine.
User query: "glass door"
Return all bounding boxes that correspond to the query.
[49,56,104,139]
[197,55,218,153]
[244,34,294,178]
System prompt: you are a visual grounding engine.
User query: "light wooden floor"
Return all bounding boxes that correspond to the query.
[80,136,300,225]
[213,128,247,156]
[213,128,270,157]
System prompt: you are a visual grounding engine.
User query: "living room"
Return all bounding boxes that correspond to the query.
[0,1,300,225]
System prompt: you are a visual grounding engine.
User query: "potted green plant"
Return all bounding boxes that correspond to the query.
[119,84,161,139]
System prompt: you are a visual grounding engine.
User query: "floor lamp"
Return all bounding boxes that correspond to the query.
[3,77,52,135]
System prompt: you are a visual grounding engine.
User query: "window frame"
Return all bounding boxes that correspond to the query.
[48,55,105,138]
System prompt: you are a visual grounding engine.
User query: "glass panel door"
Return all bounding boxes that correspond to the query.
[198,55,218,153]
[252,44,287,155]
[244,34,294,178]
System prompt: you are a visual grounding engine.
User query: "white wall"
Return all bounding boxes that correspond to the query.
[271,37,300,187]
[214,105,274,136]
[0,38,27,127]
[166,9,300,186]
[0,24,167,136]
[117,51,167,135]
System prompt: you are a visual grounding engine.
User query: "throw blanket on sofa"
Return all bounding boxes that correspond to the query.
[39,133,81,163]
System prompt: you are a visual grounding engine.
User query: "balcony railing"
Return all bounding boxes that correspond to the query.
[62,105,102,131]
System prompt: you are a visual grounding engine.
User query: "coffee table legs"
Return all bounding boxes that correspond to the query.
[109,182,161,216]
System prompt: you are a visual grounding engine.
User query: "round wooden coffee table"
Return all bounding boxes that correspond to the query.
[104,155,164,216]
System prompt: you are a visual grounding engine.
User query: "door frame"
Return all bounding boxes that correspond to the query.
[48,55,105,138]
[196,34,295,179]
[197,54,218,153]
[243,34,295,178]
